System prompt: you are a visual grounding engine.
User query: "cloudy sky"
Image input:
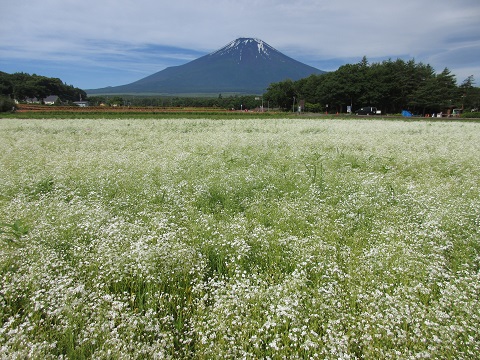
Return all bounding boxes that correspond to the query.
[1,0,479,90]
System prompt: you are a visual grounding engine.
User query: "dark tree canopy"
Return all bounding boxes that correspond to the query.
[0,72,86,103]
[263,58,479,114]
[4,59,478,115]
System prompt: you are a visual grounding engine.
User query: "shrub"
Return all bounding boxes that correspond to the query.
[0,96,16,112]
[461,111,480,118]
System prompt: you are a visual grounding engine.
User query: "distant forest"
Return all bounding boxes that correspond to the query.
[0,72,86,104]
[89,58,480,115]
[264,57,480,115]
[2,57,479,115]
[87,94,266,111]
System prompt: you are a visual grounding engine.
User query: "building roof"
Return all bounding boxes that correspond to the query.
[44,95,59,102]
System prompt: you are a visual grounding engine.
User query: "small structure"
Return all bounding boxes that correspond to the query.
[44,95,59,105]
[73,101,89,107]
[452,109,462,117]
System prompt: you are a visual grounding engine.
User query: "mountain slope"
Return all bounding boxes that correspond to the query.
[87,38,325,95]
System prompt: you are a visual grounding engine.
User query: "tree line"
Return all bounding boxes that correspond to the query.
[87,94,265,110]
[263,57,480,115]
[2,57,479,115]
[0,72,86,104]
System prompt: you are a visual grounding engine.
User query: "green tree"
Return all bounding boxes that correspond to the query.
[264,79,295,110]
[407,63,437,114]
[108,96,124,106]
[459,75,477,110]
[4,72,85,103]
[329,61,369,112]
[0,72,14,97]
[433,68,458,110]
[0,96,16,112]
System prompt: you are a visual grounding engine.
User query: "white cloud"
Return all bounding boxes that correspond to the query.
[1,0,479,88]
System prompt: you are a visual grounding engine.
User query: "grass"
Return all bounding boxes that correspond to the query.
[0,117,479,359]
[5,107,290,120]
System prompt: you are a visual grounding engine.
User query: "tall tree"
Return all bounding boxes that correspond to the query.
[459,75,476,110]
[264,79,296,110]
[433,68,458,111]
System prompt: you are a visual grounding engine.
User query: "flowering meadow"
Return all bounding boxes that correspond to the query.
[0,118,479,359]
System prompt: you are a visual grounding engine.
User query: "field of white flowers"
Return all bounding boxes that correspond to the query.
[0,118,479,359]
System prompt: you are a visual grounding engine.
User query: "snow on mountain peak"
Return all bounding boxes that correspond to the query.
[256,40,269,56]
[210,38,273,58]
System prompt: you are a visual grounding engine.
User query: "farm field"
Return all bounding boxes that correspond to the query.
[0,118,479,359]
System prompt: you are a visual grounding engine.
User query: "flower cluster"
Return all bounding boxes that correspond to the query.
[1,118,479,358]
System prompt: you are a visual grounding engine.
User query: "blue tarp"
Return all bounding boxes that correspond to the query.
[402,110,413,117]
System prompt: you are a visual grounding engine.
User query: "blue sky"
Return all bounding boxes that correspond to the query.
[1,0,479,90]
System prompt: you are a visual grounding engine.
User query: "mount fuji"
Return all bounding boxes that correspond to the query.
[87,38,325,95]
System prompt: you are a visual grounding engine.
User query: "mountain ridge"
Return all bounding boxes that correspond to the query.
[87,38,325,95]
